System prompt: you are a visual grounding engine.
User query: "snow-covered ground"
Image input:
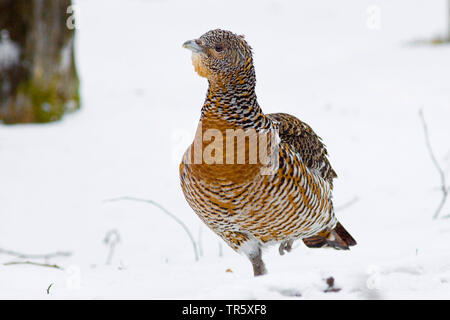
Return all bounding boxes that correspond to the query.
[1,0,450,299]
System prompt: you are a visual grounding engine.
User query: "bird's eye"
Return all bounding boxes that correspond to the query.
[214,45,224,52]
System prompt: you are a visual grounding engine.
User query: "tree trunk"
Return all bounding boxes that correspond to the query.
[0,0,80,124]
[448,0,450,40]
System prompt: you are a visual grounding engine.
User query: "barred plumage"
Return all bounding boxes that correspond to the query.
[180,29,356,276]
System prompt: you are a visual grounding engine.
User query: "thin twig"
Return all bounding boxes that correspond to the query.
[419,109,449,219]
[104,229,121,265]
[46,283,54,295]
[335,196,360,212]
[104,196,199,261]
[0,248,71,260]
[3,261,63,270]
[198,225,204,258]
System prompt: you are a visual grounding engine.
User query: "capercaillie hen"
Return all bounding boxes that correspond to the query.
[180,29,356,276]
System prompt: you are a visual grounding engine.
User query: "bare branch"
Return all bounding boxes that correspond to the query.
[104,229,121,265]
[104,196,199,261]
[419,109,449,219]
[197,225,204,258]
[0,248,71,260]
[335,196,360,212]
[3,261,63,270]
[46,283,54,295]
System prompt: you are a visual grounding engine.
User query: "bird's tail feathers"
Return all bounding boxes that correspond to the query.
[302,222,356,250]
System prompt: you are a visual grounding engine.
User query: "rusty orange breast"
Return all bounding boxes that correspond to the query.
[184,115,265,185]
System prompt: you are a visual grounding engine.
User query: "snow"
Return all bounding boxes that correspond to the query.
[60,40,74,72]
[1,0,450,299]
[0,30,20,70]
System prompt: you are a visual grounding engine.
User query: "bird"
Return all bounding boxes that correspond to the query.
[180,29,356,276]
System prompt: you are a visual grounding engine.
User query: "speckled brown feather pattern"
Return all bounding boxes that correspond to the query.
[267,113,338,187]
[180,29,356,275]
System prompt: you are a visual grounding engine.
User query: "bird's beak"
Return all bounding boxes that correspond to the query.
[182,39,203,53]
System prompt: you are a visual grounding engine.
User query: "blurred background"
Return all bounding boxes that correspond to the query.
[0,0,449,299]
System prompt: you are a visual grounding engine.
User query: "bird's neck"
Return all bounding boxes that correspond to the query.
[200,65,269,130]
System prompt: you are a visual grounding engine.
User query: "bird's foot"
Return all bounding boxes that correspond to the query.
[279,239,294,255]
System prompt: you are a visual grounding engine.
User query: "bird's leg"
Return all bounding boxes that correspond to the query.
[247,247,267,276]
[285,239,294,252]
[279,239,294,256]
[221,232,267,276]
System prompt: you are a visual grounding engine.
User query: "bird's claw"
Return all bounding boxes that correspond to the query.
[279,240,294,255]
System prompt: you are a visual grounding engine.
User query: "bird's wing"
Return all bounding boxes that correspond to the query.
[267,112,337,187]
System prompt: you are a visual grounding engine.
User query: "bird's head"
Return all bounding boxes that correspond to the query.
[183,29,253,84]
